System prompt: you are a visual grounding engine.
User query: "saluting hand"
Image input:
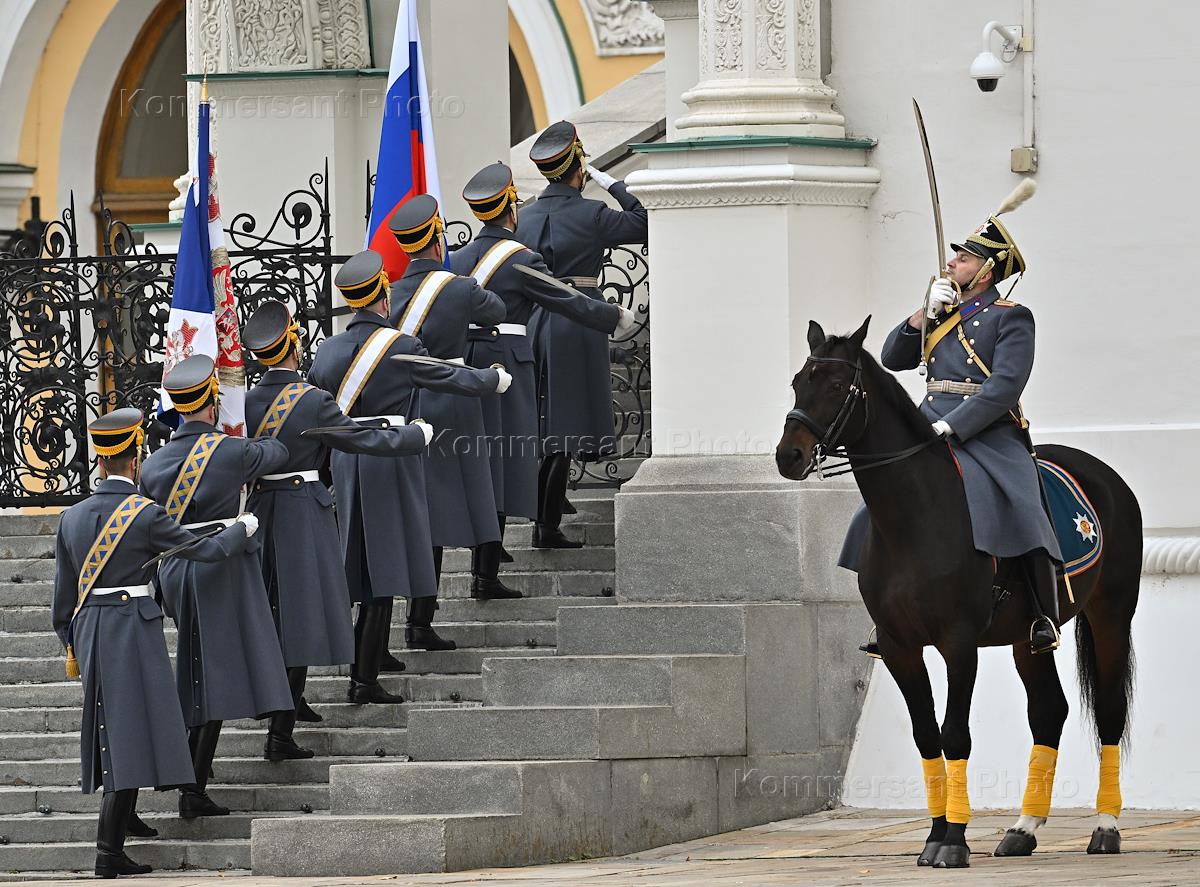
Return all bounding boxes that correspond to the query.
[926,278,958,319]
[586,165,617,191]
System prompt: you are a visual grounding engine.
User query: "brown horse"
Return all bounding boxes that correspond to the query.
[775,318,1139,868]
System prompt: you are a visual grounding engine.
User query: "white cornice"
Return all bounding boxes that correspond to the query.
[626,162,880,209]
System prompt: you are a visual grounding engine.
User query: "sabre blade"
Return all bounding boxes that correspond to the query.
[512,264,588,299]
[913,98,947,275]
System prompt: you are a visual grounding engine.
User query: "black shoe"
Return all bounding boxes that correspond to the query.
[125,810,158,838]
[404,625,457,651]
[532,524,582,549]
[470,577,523,600]
[347,681,405,704]
[179,789,229,819]
[500,545,514,564]
[295,696,323,723]
[380,650,408,673]
[858,641,882,659]
[562,497,577,515]
[264,735,315,762]
[1030,617,1061,655]
[95,850,152,878]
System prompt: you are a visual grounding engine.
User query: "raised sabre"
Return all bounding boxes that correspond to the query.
[912,99,959,375]
[141,524,225,570]
[512,263,588,299]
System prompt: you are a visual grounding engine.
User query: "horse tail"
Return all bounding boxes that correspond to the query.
[1074,609,1137,751]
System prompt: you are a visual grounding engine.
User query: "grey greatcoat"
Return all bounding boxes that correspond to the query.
[52,478,250,793]
[839,286,1062,569]
[389,257,505,548]
[515,181,647,457]
[307,310,501,600]
[139,423,295,727]
[451,225,623,519]
[245,368,428,666]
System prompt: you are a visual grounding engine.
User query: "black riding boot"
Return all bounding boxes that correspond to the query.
[471,538,522,600]
[349,601,404,703]
[265,667,314,761]
[296,695,323,723]
[96,788,152,877]
[180,720,228,818]
[405,595,457,650]
[499,512,514,563]
[858,626,882,660]
[1023,550,1062,655]
[124,789,157,838]
[534,453,581,548]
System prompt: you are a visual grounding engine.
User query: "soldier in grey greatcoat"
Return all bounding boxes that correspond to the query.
[839,212,1063,655]
[139,355,295,818]
[517,120,648,547]
[452,162,636,591]
[243,301,431,754]
[53,409,254,877]
[309,250,504,700]
[387,194,517,604]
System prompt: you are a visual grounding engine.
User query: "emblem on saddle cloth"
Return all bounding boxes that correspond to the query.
[1037,459,1103,577]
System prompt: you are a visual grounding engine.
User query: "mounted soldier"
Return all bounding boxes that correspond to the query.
[139,355,295,818]
[452,162,635,588]
[516,120,646,547]
[386,195,517,602]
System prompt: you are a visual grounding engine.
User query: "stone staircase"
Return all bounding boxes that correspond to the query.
[0,494,617,878]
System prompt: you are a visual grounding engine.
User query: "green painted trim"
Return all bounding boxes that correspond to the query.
[0,163,36,174]
[183,68,388,83]
[548,1,585,106]
[631,134,878,152]
[130,222,182,232]
[364,0,377,69]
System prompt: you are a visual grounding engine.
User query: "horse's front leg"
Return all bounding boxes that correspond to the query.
[933,639,979,869]
[877,633,946,867]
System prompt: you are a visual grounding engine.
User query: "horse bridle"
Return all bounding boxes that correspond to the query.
[786,354,940,479]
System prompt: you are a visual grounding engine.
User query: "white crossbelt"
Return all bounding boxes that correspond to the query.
[469,323,527,336]
[355,415,406,426]
[92,584,151,598]
[181,517,237,530]
[260,470,322,483]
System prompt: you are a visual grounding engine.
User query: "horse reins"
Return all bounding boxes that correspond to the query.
[786,355,940,479]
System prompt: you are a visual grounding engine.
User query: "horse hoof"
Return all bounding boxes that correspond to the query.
[932,844,971,868]
[917,840,941,866]
[1087,827,1121,854]
[994,828,1037,856]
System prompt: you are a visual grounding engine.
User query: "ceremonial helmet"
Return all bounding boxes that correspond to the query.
[163,354,219,415]
[950,179,1036,285]
[88,407,145,460]
[335,250,389,309]
[463,162,520,222]
[244,300,300,367]
[388,194,443,254]
[529,121,584,182]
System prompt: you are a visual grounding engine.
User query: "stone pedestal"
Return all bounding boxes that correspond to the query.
[650,0,699,139]
[0,163,35,230]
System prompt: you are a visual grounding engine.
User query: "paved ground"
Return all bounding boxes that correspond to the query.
[18,808,1200,885]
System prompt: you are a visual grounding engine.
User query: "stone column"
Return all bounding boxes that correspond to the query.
[676,0,842,137]
[0,163,35,231]
[649,0,699,139]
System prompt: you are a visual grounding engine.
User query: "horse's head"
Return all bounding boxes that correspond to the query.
[775,316,871,481]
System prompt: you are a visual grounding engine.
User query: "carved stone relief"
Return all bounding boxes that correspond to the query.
[578,0,665,56]
[755,0,786,71]
[796,0,817,74]
[712,0,743,72]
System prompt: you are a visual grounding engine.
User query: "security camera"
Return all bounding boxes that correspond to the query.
[970,51,1006,92]
[970,21,1022,93]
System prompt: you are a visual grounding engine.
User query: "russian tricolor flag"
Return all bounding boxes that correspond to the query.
[367,0,443,279]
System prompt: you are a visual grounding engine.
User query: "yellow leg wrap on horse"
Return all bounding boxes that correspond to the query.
[1020,744,1059,819]
[1097,744,1122,818]
[945,758,971,824]
[921,756,947,818]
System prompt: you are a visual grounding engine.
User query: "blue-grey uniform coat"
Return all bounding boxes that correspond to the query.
[53,478,250,792]
[451,225,623,519]
[139,423,295,727]
[389,258,506,548]
[515,181,647,457]
[244,368,428,666]
[839,286,1062,569]
[307,309,501,600]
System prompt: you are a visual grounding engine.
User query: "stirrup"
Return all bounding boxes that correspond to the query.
[1029,616,1061,654]
[858,626,882,660]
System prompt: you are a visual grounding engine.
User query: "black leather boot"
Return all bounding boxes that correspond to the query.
[471,541,522,599]
[295,696,323,723]
[349,601,405,704]
[265,668,314,761]
[124,789,157,838]
[534,454,582,549]
[1024,551,1062,655]
[96,788,153,878]
[858,626,882,660]
[180,721,229,818]
[405,596,457,651]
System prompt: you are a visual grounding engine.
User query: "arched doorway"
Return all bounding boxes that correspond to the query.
[94,0,186,229]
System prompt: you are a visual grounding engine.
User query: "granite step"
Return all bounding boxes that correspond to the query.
[0,755,379,788]
[0,836,251,873]
[0,783,330,816]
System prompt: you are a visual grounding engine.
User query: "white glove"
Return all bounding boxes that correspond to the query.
[926,278,958,319]
[586,165,617,191]
[494,366,513,394]
[412,419,435,447]
[235,513,259,537]
[614,305,637,337]
[932,420,953,439]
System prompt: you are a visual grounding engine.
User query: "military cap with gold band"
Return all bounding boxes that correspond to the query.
[163,354,220,415]
[529,121,584,182]
[388,194,443,254]
[88,407,146,459]
[244,300,299,366]
[463,162,520,222]
[335,249,389,309]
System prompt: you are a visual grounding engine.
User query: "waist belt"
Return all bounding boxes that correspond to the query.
[181,517,237,530]
[355,415,406,427]
[561,276,599,288]
[91,584,151,598]
[469,323,527,336]
[927,380,983,396]
[260,470,321,483]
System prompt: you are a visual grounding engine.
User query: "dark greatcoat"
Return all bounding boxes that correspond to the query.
[515,181,647,457]
[839,286,1062,569]
[139,422,294,727]
[307,309,501,600]
[52,477,249,792]
[451,224,621,518]
[244,368,428,666]
[389,258,505,548]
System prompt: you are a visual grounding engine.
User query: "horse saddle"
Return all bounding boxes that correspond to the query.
[1037,458,1103,578]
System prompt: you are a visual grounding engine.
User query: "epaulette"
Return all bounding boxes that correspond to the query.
[994,299,1021,307]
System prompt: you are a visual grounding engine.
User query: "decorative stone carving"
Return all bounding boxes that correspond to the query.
[755,0,786,71]
[231,0,311,70]
[712,0,742,72]
[795,0,816,74]
[628,163,880,209]
[578,0,665,57]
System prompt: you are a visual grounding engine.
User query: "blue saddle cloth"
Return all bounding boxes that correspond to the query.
[1037,458,1102,577]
